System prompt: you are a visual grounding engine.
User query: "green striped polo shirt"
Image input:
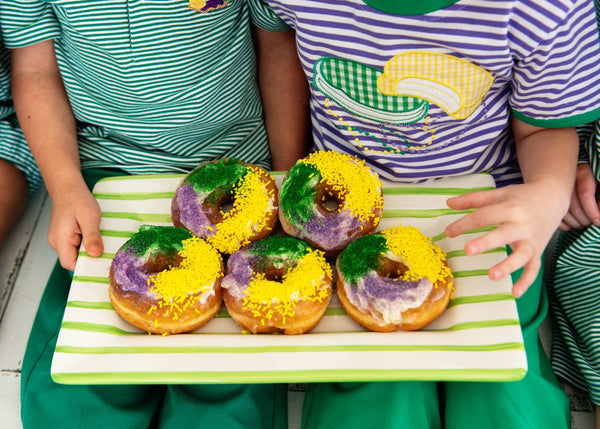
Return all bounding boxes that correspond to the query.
[1,0,271,174]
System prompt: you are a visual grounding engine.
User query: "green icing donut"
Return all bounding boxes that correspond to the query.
[184,158,248,204]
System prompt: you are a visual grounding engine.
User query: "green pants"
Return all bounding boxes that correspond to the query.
[20,169,288,429]
[301,258,571,429]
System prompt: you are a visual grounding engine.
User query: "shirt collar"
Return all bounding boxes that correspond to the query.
[360,0,461,15]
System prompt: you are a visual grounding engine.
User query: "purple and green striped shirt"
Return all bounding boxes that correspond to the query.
[250,0,600,186]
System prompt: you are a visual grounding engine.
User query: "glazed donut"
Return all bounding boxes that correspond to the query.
[222,235,332,334]
[278,150,383,257]
[109,225,223,335]
[172,158,278,254]
[336,224,453,332]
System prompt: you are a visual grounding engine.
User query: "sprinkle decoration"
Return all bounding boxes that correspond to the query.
[242,249,332,325]
[302,151,383,222]
[148,236,223,322]
[207,166,275,254]
[383,224,452,284]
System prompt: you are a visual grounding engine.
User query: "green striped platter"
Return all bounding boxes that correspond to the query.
[51,172,527,384]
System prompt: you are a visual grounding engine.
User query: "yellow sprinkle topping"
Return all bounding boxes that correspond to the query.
[148,236,223,321]
[383,224,452,285]
[303,151,383,222]
[242,249,332,325]
[208,166,275,254]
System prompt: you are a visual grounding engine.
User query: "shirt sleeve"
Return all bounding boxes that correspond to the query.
[246,0,290,32]
[0,0,61,48]
[509,0,600,128]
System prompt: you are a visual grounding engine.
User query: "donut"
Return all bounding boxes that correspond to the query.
[278,150,383,257]
[336,224,453,332]
[221,235,333,334]
[171,158,278,254]
[109,225,224,335]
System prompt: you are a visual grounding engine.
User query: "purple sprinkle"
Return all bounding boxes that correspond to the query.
[175,184,213,237]
[363,275,421,302]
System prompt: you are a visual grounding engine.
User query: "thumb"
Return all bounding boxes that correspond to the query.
[80,215,104,257]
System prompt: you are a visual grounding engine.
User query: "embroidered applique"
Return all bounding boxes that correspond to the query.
[312,53,493,155]
[189,0,229,13]
[378,52,493,120]
[313,57,429,125]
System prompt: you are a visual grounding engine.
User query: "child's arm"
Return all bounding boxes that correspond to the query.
[445,117,578,298]
[560,161,600,230]
[254,26,309,170]
[10,40,103,271]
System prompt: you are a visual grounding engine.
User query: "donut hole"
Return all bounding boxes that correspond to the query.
[376,258,409,280]
[316,187,342,213]
[322,196,339,212]
[220,198,235,215]
[145,254,184,274]
[263,266,287,283]
[219,192,235,215]
[205,188,235,223]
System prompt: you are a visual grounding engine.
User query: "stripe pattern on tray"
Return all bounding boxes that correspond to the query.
[51,172,527,384]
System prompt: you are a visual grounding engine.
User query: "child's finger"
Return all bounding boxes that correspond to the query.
[56,238,79,271]
[446,188,503,210]
[558,220,573,232]
[445,203,520,240]
[563,191,589,229]
[579,193,600,227]
[560,212,584,230]
[510,259,541,298]
[574,164,600,225]
[486,245,538,298]
[488,241,533,278]
[461,222,528,257]
[80,219,104,257]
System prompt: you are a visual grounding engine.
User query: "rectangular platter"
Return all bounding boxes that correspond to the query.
[51,171,527,385]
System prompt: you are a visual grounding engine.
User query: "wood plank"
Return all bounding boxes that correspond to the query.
[0,189,54,371]
[0,187,53,429]
[0,372,21,429]
[0,187,49,322]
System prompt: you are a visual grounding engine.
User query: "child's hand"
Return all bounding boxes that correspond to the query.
[47,184,103,271]
[444,182,566,298]
[559,162,600,231]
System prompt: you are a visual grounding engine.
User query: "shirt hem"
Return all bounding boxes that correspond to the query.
[511,107,600,129]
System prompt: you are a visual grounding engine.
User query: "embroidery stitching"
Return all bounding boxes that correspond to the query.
[312,52,493,155]
[189,0,230,13]
[378,52,493,120]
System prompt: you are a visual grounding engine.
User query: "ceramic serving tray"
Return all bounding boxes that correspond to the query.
[51,171,527,384]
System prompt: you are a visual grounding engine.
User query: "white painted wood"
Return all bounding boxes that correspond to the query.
[573,411,596,429]
[0,186,53,429]
[0,372,21,429]
[0,187,48,321]
[288,390,304,429]
[0,189,53,370]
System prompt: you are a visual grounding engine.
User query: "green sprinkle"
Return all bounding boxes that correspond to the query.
[249,236,313,271]
[185,159,247,201]
[124,225,192,257]
[280,163,320,224]
[337,233,387,286]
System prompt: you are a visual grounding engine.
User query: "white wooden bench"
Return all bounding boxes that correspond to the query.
[0,187,54,429]
[0,187,592,429]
